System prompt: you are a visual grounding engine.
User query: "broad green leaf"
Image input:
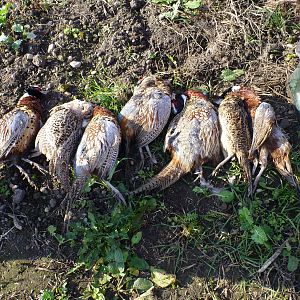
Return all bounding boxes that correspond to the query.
[40,289,55,300]
[114,247,125,263]
[99,273,112,285]
[184,0,201,9]
[128,267,139,276]
[287,255,299,272]
[128,255,149,270]
[220,68,245,82]
[12,23,23,33]
[133,278,153,292]
[251,226,268,245]
[0,3,13,27]
[218,190,235,203]
[107,262,124,275]
[11,39,22,51]
[239,207,253,230]
[47,225,56,236]
[131,231,142,245]
[150,267,176,288]
[0,32,9,43]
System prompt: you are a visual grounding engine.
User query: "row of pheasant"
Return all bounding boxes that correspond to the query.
[0,76,299,219]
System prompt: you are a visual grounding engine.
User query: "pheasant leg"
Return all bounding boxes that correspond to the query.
[103,180,126,205]
[21,158,49,175]
[194,166,221,193]
[253,165,267,192]
[211,154,234,176]
[145,145,157,165]
[252,157,259,175]
[14,164,39,190]
[138,147,145,169]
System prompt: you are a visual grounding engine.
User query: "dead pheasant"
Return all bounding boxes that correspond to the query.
[34,99,93,190]
[229,86,276,160]
[0,87,45,188]
[61,106,124,217]
[212,89,253,195]
[118,75,174,168]
[129,90,221,195]
[215,85,299,193]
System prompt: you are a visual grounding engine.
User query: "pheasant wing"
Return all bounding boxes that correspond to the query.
[135,89,171,148]
[0,109,29,159]
[249,102,276,158]
[75,117,121,178]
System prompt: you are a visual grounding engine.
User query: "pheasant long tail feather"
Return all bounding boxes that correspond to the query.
[274,158,300,193]
[61,175,87,211]
[53,149,71,191]
[129,159,186,195]
[236,151,253,196]
[61,175,87,232]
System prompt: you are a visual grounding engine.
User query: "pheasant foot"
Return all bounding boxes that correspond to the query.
[14,164,40,190]
[21,158,49,175]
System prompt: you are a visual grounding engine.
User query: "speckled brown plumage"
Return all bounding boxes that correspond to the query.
[219,86,299,193]
[230,86,276,159]
[130,90,221,195]
[62,106,122,207]
[213,91,253,195]
[34,99,93,190]
[118,75,173,167]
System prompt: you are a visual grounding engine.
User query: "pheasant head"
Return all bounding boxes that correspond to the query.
[93,106,116,119]
[17,86,44,116]
[231,85,261,118]
[185,89,208,102]
[171,94,187,114]
[136,75,172,97]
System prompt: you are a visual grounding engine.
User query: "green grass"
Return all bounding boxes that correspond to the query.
[82,72,128,115]
[205,158,300,273]
[47,195,177,299]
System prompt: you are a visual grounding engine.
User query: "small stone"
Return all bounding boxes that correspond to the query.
[45,83,54,90]
[106,56,116,66]
[25,53,33,60]
[40,186,48,193]
[67,55,73,63]
[47,43,55,53]
[131,0,145,9]
[44,207,50,213]
[32,54,46,67]
[49,198,56,208]
[69,61,81,68]
[12,189,26,204]
[9,184,18,191]
[91,70,97,75]
[57,54,64,61]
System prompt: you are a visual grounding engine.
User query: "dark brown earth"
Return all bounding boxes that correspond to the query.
[0,0,300,299]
